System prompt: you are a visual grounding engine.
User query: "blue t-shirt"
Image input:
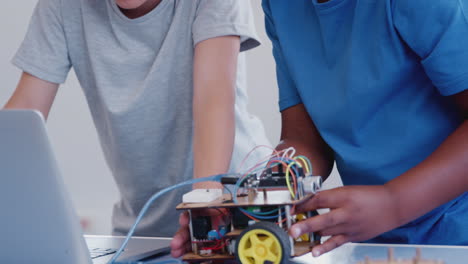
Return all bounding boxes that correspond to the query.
[263,0,468,244]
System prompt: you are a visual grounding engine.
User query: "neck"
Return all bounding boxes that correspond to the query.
[120,0,162,19]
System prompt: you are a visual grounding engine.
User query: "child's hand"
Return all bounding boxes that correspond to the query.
[170,208,228,258]
[290,185,400,257]
[170,211,191,258]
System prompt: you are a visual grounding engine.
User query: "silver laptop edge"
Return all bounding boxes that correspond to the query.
[0,110,92,263]
[0,110,171,264]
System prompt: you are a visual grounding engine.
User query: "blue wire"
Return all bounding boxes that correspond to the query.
[108,174,227,264]
[232,157,301,219]
[246,208,279,215]
[241,208,286,220]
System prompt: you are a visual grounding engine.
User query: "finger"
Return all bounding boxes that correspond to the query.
[171,241,191,258]
[292,193,315,210]
[318,224,349,237]
[311,234,349,257]
[171,228,190,249]
[290,209,347,239]
[171,247,186,258]
[179,211,189,226]
[295,189,346,213]
[185,242,192,252]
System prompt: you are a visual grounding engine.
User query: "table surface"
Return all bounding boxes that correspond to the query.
[85,235,172,264]
[86,235,468,264]
[293,243,468,264]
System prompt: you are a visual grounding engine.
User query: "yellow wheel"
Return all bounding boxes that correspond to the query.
[295,214,309,242]
[236,222,291,264]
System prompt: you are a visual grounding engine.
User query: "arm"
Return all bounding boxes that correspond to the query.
[386,90,468,225]
[290,91,468,257]
[277,104,334,179]
[3,72,59,119]
[170,36,239,257]
[262,1,334,175]
[192,36,239,189]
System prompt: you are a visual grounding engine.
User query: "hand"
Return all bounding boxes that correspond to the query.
[290,185,400,257]
[170,208,228,258]
[170,211,191,258]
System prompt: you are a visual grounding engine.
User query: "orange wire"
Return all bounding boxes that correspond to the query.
[241,211,260,222]
[277,217,288,224]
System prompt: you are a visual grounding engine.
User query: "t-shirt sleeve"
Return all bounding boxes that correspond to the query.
[393,0,468,96]
[12,0,71,84]
[192,0,260,52]
[262,0,301,111]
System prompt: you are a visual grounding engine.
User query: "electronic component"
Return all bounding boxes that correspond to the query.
[183,189,223,203]
[227,239,236,255]
[222,166,307,189]
[231,208,250,229]
[300,175,323,195]
[192,216,211,240]
[199,249,213,256]
[207,230,220,240]
[218,226,227,237]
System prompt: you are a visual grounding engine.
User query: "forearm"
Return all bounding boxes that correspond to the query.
[385,120,468,226]
[276,104,335,179]
[192,92,235,189]
[191,36,239,189]
[3,72,58,119]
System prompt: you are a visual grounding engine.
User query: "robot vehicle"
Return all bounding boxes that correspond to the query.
[177,161,323,264]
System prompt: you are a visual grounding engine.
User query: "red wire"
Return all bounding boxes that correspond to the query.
[201,239,226,250]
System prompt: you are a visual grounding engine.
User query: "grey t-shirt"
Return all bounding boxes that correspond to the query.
[13,0,271,236]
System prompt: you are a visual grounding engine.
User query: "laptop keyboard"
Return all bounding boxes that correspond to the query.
[89,247,117,259]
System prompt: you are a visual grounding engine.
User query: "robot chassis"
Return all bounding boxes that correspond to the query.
[177,167,323,264]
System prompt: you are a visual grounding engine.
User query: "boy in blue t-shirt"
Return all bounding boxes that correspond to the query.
[261,0,468,257]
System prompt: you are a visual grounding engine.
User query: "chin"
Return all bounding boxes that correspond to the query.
[115,0,146,9]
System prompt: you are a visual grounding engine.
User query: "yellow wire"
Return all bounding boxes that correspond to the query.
[286,162,298,198]
[295,157,310,174]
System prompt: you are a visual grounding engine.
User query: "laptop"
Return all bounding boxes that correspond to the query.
[0,110,171,263]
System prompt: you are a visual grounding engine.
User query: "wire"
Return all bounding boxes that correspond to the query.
[213,207,228,217]
[265,158,300,199]
[285,161,301,199]
[281,147,296,159]
[232,157,299,205]
[285,163,295,198]
[294,155,312,174]
[232,148,303,224]
[108,174,226,264]
[241,209,286,220]
[201,239,227,251]
[246,208,279,215]
[236,145,280,171]
[223,184,233,199]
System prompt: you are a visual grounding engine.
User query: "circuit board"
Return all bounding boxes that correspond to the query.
[176,190,302,210]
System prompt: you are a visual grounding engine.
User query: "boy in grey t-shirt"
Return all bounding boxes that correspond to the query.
[4,0,271,239]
